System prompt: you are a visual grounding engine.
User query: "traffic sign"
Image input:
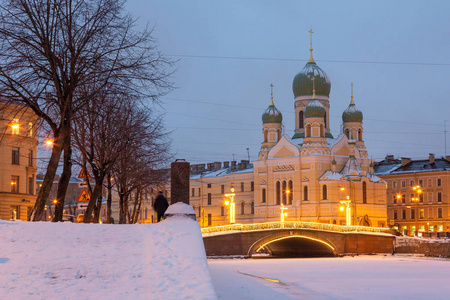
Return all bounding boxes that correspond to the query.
[77,189,90,203]
[78,169,90,179]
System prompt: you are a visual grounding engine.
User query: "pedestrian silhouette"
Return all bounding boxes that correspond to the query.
[153,191,169,222]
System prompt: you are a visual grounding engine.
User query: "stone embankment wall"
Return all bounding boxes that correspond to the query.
[395,237,450,258]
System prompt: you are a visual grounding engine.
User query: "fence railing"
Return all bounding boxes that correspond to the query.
[201,221,392,236]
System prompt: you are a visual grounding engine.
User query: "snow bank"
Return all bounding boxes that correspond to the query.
[0,217,216,300]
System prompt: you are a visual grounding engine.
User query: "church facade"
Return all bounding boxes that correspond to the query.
[183,41,387,228]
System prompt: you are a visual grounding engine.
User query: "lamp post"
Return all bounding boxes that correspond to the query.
[412,185,422,236]
[280,203,288,222]
[340,196,352,226]
[224,188,236,224]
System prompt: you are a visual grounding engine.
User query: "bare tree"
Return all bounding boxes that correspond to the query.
[0,0,172,221]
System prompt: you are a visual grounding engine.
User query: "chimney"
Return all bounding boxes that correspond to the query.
[446,156,450,163]
[401,157,411,166]
[213,162,221,170]
[223,161,230,168]
[231,161,236,171]
[207,163,213,170]
[238,163,245,170]
[429,153,435,165]
[385,154,394,161]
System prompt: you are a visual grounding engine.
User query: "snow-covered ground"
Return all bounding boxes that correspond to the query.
[209,255,450,299]
[0,209,216,300]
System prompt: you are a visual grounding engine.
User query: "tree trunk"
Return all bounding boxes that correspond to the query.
[84,178,104,223]
[53,136,72,222]
[106,175,112,224]
[30,128,66,221]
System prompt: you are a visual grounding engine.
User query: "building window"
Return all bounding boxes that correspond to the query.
[393,195,397,204]
[411,209,415,219]
[304,186,308,201]
[402,209,406,219]
[419,209,424,219]
[437,178,442,187]
[10,206,19,220]
[241,182,244,192]
[11,175,19,193]
[240,201,245,215]
[419,193,424,203]
[207,214,212,226]
[299,111,304,129]
[401,194,406,204]
[28,121,33,137]
[393,181,398,189]
[410,180,414,187]
[276,182,281,205]
[28,176,34,195]
[362,182,367,204]
[418,179,423,186]
[437,192,442,203]
[438,208,443,218]
[28,150,33,167]
[12,147,19,165]
[393,210,397,219]
[198,188,201,196]
[322,185,328,200]
[251,202,254,214]
[221,185,225,194]
[251,181,254,192]
[11,118,19,135]
[207,183,212,188]
[207,193,211,205]
[262,188,266,203]
[401,181,406,188]
[428,178,432,187]
[191,188,195,197]
[288,180,293,204]
[221,205,224,216]
[282,180,287,205]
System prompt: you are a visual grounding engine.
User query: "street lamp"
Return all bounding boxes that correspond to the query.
[45,139,54,146]
[340,196,352,226]
[280,203,288,222]
[412,185,422,236]
[224,188,236,224]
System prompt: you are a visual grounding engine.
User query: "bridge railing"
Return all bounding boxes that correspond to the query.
[201,221,392,236]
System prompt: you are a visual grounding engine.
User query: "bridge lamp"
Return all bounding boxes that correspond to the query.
[340,196,352,226]
[224,188,236,224]
[280,204,288,222]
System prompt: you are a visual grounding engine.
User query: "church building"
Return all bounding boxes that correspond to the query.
[178,34,387,228]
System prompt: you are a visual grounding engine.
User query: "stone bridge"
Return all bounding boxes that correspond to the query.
[202,221,394,257]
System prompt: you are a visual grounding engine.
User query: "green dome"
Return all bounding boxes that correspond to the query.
[342,102,363,123]
[262,102,282,123]
[293,62,331,98]
[304,99,325,118]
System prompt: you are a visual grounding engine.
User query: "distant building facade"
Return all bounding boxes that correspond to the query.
[374,154,450,236]
[0,102,38,220]
[168,43,388,227]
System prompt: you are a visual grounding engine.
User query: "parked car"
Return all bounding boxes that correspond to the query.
[62,214,75,223]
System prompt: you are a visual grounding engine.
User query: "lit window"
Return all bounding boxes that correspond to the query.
[11,175,19,193]
[28,122,33,137]
[11,119,19,135]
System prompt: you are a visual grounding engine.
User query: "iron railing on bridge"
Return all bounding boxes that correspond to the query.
[201,221,392,236]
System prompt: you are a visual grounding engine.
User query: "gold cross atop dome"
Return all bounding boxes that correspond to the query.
[350,82,355,105]
[270,83,274,105]
[308,29,315,63]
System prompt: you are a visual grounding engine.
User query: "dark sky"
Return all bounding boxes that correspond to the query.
[125,0,450,164]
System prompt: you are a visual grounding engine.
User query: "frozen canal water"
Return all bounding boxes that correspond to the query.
[208,255,450,299]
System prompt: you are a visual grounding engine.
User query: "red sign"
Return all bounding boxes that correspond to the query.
[77,189,90,203]
[78,169,90,179]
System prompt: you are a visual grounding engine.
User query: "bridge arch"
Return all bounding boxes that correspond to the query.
[247,230,338,258]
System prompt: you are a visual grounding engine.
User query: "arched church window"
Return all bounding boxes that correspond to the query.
[324,112,327,128]
[264,129,268,142]
[363,182,367,204]
[288,180,293,204]
[323,185,328,200]
[358,128,363,141]
[306,124,311,137]
[345,128,349,138]
[261,188,266,203]
[299,111,304,129]
[282,180,287,205]
[304,186,308,201]
[240,201,245,215]
[276,182,281,205]
[251,202,254,215]
[277,129,281,141]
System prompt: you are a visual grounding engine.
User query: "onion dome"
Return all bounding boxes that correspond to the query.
[262,99,282,123]
[293,61,331,98]
[342,99,363,123]
[305,99,325,118]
